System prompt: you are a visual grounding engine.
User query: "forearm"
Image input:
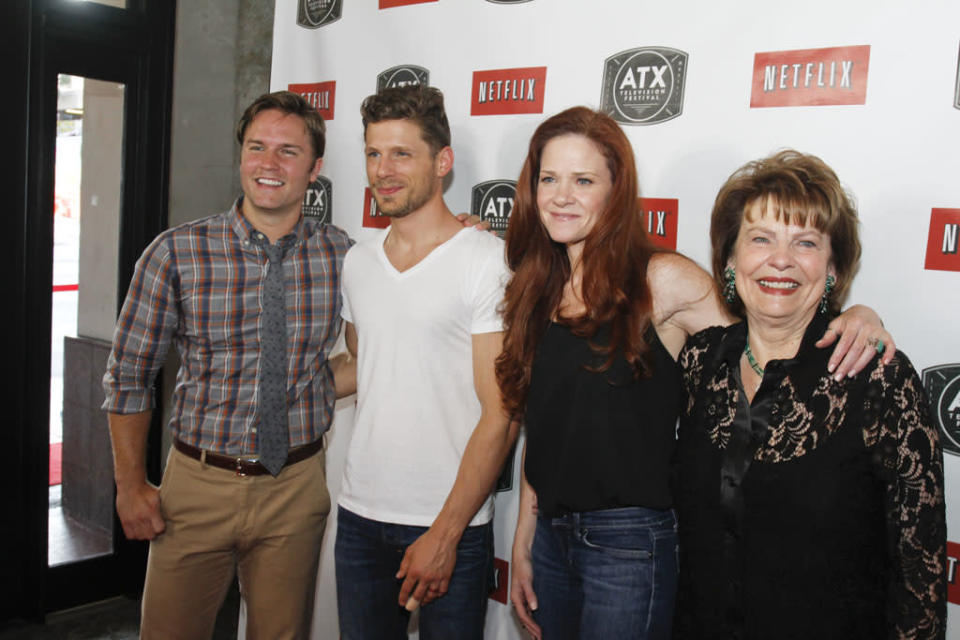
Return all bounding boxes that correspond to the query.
[513,444,537,555]
[431,415,520,541]
[887,363,946,637]
[108,410,153,490]
[330,351,357,399]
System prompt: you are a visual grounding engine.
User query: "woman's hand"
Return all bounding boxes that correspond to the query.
[511,544,542,639]
[511,442,542,638]
[815,304,895,380]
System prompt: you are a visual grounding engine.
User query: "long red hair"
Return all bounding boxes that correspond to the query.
[496,107,662,418]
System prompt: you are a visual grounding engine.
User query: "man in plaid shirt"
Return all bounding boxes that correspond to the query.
[102,91,354,639]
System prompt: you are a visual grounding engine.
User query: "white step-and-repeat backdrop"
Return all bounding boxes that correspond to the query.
[269,1,960,637]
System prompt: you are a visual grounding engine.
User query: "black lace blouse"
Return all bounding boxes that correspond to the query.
[673,316,946,640]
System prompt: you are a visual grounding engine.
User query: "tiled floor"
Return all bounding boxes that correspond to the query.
[4,490,240,638]
[48,485,112,567]
[0,586,240,639]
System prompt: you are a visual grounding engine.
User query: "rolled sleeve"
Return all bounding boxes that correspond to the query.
[102,235,180,414]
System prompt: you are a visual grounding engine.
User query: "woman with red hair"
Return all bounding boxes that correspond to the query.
[497,107,892,640]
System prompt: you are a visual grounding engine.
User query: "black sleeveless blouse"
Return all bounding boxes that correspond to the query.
[524,322,680,517]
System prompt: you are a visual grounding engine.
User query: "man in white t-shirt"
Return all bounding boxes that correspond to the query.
[336,85,517,639]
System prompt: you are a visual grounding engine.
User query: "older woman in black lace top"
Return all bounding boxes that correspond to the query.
[673,150,946,639]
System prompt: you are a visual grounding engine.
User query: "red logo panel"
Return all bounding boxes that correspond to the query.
[471,67,547,116]
[380,0,436,7]
[948,541,960,604]
[489,557,509,604]
[750,45,870,108]
[287,81,336,121]
[925,208,960,272]
[362,187,390,229]
[639,197,678,250]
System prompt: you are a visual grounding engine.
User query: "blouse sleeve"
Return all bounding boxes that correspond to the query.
[678,326,723,415]
[875,355,946,639]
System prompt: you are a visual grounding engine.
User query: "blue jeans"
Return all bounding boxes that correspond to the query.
[334,506,493,640]
[532,506,678,640]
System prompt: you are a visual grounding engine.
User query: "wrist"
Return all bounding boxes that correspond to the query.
[429,513,467,545]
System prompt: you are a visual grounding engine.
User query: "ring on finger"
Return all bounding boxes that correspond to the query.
[875,338,884,354]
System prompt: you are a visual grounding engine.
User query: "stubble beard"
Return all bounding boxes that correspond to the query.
[372,180,435,219]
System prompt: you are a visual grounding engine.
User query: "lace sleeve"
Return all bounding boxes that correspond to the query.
[679,326,724,415]
[872,355,947,639]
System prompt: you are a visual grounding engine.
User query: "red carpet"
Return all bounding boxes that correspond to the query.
[50,442,62,486]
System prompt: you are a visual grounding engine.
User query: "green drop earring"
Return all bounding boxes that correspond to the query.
[819,274,836,314]
[723,266,736,304]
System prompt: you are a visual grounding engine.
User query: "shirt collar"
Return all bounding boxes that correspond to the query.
[228,196,315,251]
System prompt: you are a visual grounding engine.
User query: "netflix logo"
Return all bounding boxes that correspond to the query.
[750,45,870,108]
[948,541,960,604]
[639,197,678,250]
[489,557,509,604]
[362,187,389,229]
[471,67,547,116]
[288,81,336,121]
[925,208,960,272]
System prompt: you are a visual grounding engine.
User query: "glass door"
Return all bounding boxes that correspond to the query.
[48,74,125,568]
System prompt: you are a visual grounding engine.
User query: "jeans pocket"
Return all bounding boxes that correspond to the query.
[581,525,654,560]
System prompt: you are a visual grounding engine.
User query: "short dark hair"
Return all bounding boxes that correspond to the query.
[236,90,326,160]
[360,85,450,154]
[710,149,861,317]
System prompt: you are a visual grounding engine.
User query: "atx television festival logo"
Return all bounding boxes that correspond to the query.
[639,197,678,250]
[600,47,688,126]
[471,180,516,236]
[377,65,429,92]
[380,0,436,8]
[955,43,960,110]
[750,45,870,108]
[288,81,336,121]
[471,67,547,116]
[924,208,960,272]
[301,177,332,224]
[296,0,341,28]
[922,363,960,456]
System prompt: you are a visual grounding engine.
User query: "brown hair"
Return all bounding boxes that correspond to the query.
[496,107,662,418]
[236,91,326,160]
[710,149,861,317]
[360,85,451,154]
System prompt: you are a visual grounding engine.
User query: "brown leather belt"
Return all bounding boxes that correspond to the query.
[173,438,323,476]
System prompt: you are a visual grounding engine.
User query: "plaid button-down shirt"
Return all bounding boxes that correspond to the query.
[102,200,352,455]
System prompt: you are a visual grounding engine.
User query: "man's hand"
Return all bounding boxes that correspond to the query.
[815,304,895,380]
[454,212,492,232]
[396,526,459,609]
[115,480,165,540]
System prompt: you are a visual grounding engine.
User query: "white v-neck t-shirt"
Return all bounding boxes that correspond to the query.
[339,227,509,526]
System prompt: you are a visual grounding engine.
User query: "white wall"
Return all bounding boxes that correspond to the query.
[271,1,960,637]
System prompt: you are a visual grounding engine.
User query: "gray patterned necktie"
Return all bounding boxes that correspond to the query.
[258,241,289,476]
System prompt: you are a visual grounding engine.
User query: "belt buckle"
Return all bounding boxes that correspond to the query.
[235,458,247,477]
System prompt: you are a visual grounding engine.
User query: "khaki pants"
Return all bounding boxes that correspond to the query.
[140,446,330,640]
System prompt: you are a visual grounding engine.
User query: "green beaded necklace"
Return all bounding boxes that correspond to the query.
[743,340,764,377]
